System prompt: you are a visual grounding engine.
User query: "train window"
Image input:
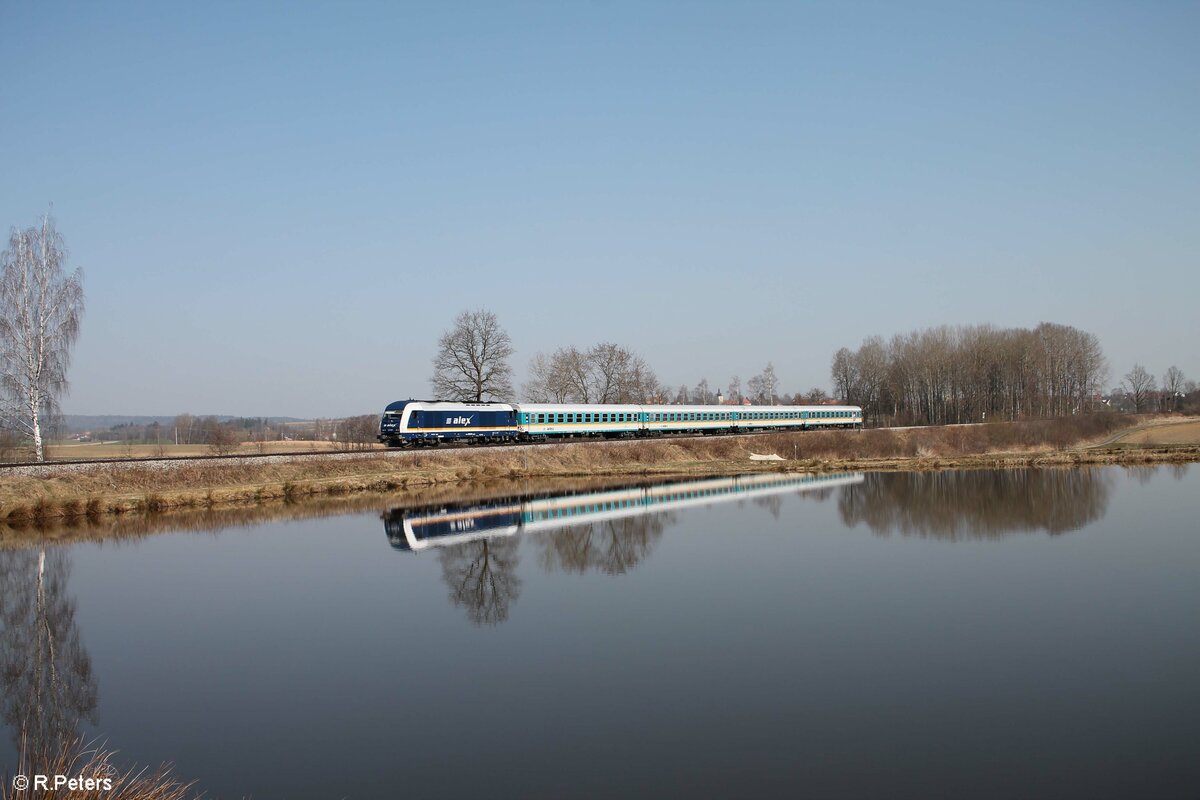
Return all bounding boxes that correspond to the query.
[557,414,563,423]
[537,414,545,423]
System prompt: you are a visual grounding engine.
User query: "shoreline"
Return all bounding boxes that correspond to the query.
[2,423,1197,535]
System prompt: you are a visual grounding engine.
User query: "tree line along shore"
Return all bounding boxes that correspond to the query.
[2,413,1198,532]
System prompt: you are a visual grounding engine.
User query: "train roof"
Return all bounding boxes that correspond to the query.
[390,400,516,411]
[515,403,643,413]
[512,402,861,413]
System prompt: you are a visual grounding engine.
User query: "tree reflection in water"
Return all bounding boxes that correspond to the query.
[438,538,522,625]
[0,546,97,763]
[838,469,1113,539]
[538,512,671,576]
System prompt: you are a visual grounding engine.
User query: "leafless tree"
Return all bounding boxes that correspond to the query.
[693,378,711,405]
[172,413,196,445]
[839,469,1112,539]
[804,387,830,403]
[430,309,514,401]
[206,420,240,455]
[831,347,859,405]
[557,346,592,402]
[438,539,522,625]
[726,375,742,404]
[746,362,779,405]
[761,362,779,404]
[1123,364,1156,413]
[832,322,1108,426]
[523,352,573,402]
[0,548,98,763]
[539,514,669,575]
[1162,366,1186,412]
[335,414,379,450]
[523,343,660,403]
[0,215,85,462]
[588,342,630,402]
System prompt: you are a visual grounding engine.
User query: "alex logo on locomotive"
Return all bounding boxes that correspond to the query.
[446,416,474,425]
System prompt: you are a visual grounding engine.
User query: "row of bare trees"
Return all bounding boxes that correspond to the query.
[524,343,662,403]
[831,323,1109,426]
[432,311,1194,422]
[433,310,811,407]
[1117,364,1194,413]
[675,365,823,406]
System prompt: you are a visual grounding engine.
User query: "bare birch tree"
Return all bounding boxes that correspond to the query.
[430,309,515,402]
[0,215,85,462]
[747,362,779,405]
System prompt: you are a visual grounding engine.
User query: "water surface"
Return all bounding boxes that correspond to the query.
[2,466,1196,798]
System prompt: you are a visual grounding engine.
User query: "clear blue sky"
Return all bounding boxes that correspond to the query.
[2,1,1196,418]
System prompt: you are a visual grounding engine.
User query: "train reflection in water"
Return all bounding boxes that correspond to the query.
[384,472,865,552]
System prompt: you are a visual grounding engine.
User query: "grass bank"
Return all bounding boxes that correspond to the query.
[2,413,1197,529]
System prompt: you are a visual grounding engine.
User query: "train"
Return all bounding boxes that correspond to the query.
[378,399,863,447]
[384,472,866,552]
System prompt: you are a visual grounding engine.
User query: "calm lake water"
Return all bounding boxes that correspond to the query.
[2,466,1197,799]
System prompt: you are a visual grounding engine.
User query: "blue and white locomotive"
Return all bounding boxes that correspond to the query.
[378,399,863,447]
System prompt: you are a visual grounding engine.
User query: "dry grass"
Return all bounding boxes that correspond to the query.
[2,414,1196,530]
[42,439,367,461]
[3,739,197,800]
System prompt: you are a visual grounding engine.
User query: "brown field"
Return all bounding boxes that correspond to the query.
[44,439,373,460]
[1107,419,1200,446]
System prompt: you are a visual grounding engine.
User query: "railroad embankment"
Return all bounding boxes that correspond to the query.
[2,414,1198,532]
